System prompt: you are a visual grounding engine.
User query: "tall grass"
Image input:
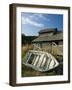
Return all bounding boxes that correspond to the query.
[22,44,63,61]
[22,44,33,60]
[22,44,63,77]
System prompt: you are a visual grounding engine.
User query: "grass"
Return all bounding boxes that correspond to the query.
[21,44,63,77]
[22,44,33,61]
[22,64,63,77]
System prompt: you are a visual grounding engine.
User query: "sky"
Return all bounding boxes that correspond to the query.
[21,12,63,36]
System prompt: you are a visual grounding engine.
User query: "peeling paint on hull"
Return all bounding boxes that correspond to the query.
[23,50,59,72]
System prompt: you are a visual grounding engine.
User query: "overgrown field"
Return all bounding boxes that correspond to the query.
[21,44,63,77]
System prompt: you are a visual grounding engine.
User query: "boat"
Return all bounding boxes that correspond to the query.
[23,50,59,72]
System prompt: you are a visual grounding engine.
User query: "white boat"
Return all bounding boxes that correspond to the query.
[23,50,59,72]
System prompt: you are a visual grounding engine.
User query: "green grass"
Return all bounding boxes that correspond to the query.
[21,63,63,77]
[21,45,63,77]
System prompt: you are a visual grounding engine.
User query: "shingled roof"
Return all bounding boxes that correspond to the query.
[32,28,63,43]
[39,28,57,34]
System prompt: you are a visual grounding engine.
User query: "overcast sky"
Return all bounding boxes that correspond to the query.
[21,12,63,36]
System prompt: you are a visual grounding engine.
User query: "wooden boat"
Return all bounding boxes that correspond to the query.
[23,50,59,72]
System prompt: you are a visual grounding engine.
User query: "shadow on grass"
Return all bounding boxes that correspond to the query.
[21,63,63,77]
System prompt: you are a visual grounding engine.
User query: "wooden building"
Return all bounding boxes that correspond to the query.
[32,28,63,51]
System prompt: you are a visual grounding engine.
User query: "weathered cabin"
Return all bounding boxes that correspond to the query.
[32,28,63,48]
